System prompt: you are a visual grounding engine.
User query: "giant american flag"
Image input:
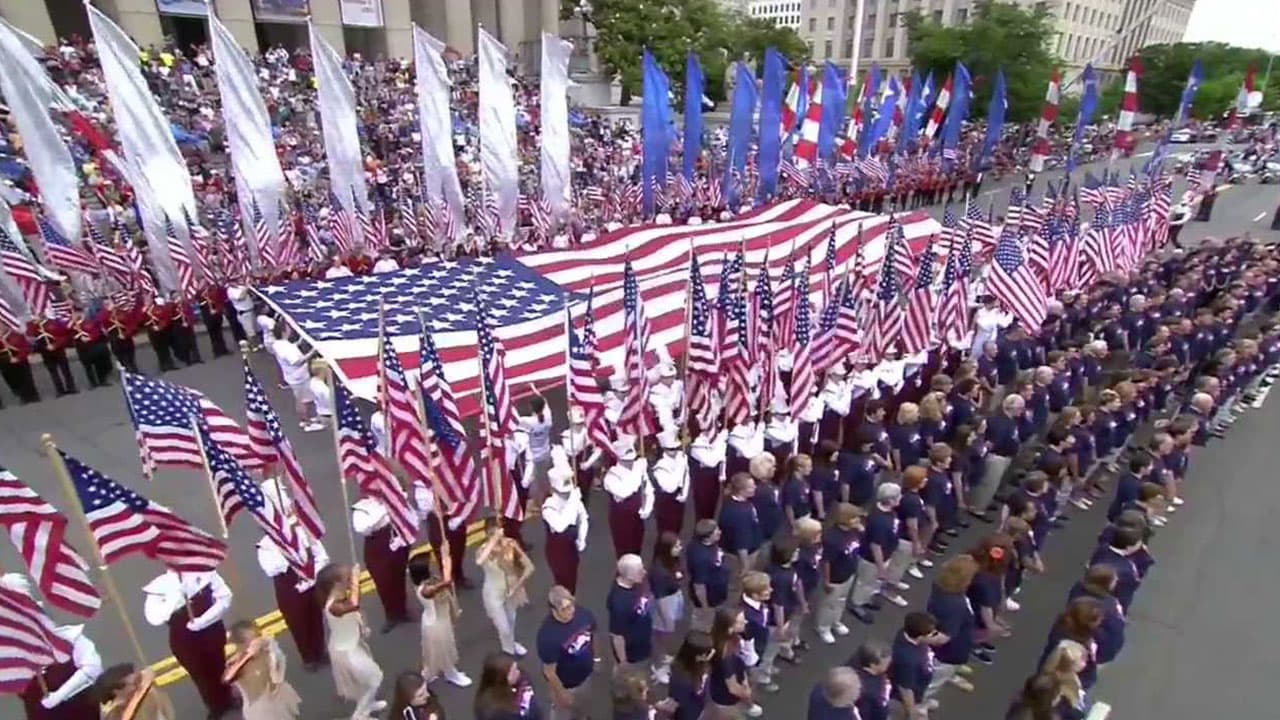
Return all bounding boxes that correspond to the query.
[0,467,100,618]
[261,200,941,412]
[63,450,226,572]
[121,371,263,480]
[0,581,72,694]
[332,380,419,544]
[242,360,325,540]
[988,221,1047,331]
[418,323,480,520]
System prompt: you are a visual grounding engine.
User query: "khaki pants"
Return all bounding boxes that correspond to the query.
[704,702,747,720]
[549,675,593,720]
[925,662,961,702]
[815,576,854,631]
[850,556,883,608]
[970,453,1013,512]
[884,539,916,587]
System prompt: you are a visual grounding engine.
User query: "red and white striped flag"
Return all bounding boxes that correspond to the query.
[162,214,197,298]
[181,207,216,287]
[475,293,521,519]
[684,255,719,430]
[617,259,656,436]
[377,318,434,487]
[988,224,1047,331]
[0,581,73,694]
[418,324,480,521]
[0,225,51,318]
[1113,57,1141,159]
[0,468,100,618]
[936,226,972,346]
[566,291,615,452]
[332,381,419,544]
[1029,69,1061,173]
[901,242,937,355]
[276,198,301,271]
[788,257,817,415]
[250,196,277,274]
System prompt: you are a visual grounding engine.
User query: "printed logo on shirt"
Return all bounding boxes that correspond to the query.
[842,537,861,556]
[634,593,652,617]
[713,549,724,567]
[564,627,593,656]
[516,683,536,717]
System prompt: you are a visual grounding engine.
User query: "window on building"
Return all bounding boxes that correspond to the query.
[862,37,874,57]
[824,39,833,57]
[889,11,898,26]
[885,36,895,56]
[1065,34,1073,57]
[933,9,943,22]
[848,14,856,28]
[955,7,967,23]
[809,17,816,30]
[1064,1,1071,18]
[808,40,815,54]
[843,39,854,57]
[827,16,835,29]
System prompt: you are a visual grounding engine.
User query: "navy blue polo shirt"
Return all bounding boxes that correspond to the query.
[926,588,975,665]
[986,414,1021,457]
[718,497,762,555]
[890,423,925,469]
[837,450,879,506]
[888,630,934,701]
[536,606,596,689]
[896,491,925,540]
[767,563,801,618]
[753,483,783,541]
[859,507,899,563]
[854,668,890,720]
[807,684,857,720]
[782,477,813,519]
[822,526,862,584]
[687,541,729,607]
[606,583,654,664]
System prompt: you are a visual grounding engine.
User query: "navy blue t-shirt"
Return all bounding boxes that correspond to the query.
[837,451,879,506]
[859,507,899,562]
[854,668,890,720]
[668,670,708,720]
[477,682,543,720]
[986,414,1021,457]
[896,491,925,540]
[1107,472,1143,521]
[1067,584,1126,664]
[950,396,977,431]
[718,498,762,555]
[797,542,823,595]
[536,607,596,689]
[767,563,802,617]
[687,542,729,608]
[649,562,682,600]
[926,588,975,665]
[782,477,813,520]
[607,583,654,664]
[890,423,925,469]
[742,601,770,663]
[1087,545,1141,611]
[752,484,784,542]
[809,466,838,514]
[967,570,1003,629]
[822,526,862,584]
[708,653,746,706]
[888,630,935,701]
[862,421,891,459]
[807,684,857,720]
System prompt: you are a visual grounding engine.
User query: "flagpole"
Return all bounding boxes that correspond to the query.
[189,419,246,597]
[324,368,361,565]
[562,301,581,480]
[41,433,148,668]
[238,340,291,519]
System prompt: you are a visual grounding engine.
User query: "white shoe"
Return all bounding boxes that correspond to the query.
[833,622,850,636]
[746,704,764,718]
[303,421,327,432]
[652,666,671,684]
[908,566,925,579]
[367,701,387,714]
[1172,497,1185,506]
[1071,498,1091,510]
[445,669,473,687]
[1152,516,1168,527]
[1005,597,1021,612]
[894,580,911,591]
[511,642,528,657]
[818,628,836,644]
[918,558,934,568]
[884,593,909,608]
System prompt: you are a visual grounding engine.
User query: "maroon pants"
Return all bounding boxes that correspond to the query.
[654,490,684,537]
[575,465,595,495]
[608,492,645,557]
[363,527,410,624]
[169,587,234,715]
[691,462,721,522]
[20,661,99,720]
[274,571,326,665]
[544,524,581,593]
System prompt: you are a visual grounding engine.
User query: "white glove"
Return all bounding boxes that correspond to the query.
[41,696,58,710]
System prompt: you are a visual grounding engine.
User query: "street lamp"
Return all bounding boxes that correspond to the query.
[574,0,592,58]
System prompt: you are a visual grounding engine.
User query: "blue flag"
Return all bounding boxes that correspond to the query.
[1174,59,1203,128]
[724,62,758,209]
[641,49,673,215]
[899,70,924,153]
[682,52,705,184]
[1065,64,1099,175]
[865,76,901,158]
[855,64,881,156]
[940,62,971,167]
[758,48,787,199]
[979,69,1007,169]
[818,61,847,163]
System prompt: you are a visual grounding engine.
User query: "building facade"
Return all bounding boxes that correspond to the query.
[748,0,803,30]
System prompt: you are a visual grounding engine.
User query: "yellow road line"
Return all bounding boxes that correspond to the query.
[148,524,487,687]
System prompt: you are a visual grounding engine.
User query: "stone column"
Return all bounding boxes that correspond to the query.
[0,0,56,44]
[382,0,411,58]
[497,0,525,65]
[112,0,165,47]
[212,0,259,54]
[444,0,474,55]
[541,0,559,32]
[310,0,346,54]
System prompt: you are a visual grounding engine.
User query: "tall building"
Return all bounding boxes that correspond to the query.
[796,0,1196,79]
[748,0,804,30]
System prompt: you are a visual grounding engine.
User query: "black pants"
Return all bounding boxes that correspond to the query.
[224,300,247,344]
[172,325,202,366]
[39,349,77,395]
[201,307,229,357]
[76,341,114,387]
[109,335,137,373]
[148,328,176,371]
[0,357,36,403]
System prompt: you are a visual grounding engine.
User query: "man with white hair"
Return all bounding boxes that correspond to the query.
[807,666,863,719]
[971,394,1026,519]
[849,483,908,621]
[607,554,663,682]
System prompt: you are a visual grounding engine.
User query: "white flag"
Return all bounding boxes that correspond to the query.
[540,33,573,223]
[0,22,80,243]
[412,25,465,239]
[310,23,369,219]
[210,12,288,268]
[87,5,196,293]
[478,28,518,239]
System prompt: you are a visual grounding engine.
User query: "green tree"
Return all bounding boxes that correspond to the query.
[1133,42,1279,119]
[562,0,809,103]
[902,0,1058,122]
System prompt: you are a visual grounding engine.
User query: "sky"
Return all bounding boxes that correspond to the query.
[1183,0,1280,52]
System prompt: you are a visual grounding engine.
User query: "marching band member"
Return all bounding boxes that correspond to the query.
[561,405,604,494]
[764,397,799,477]
[797,388,824,457]
[71,305,112,388]
[351,494,412,632]
[649,356,686,437]
[604,368,628,425]
[104,296,140,373]
[689,416,728,522]
[726,418,764,480]
[144,296,177,372]
[0,323,38,404]
[818,365,853,447]
[256,479,330,671]
[142,569,235,718]
[17,606,102,720]
[604,436,654,557]
[30,308,77,396]
[652,430,691,536]
[198,283,230,358]
[542,449,590,593]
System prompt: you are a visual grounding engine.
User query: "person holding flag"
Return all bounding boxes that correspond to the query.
[142,570,236,718]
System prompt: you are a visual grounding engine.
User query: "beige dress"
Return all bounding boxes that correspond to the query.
[324,599,384,701]
[103,684,175,720]
[234,638,302,720]
[418,586,460,679]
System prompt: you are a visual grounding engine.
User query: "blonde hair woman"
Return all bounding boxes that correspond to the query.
[475,514,534,657]
[409,548,471,687]
[99,666,174,720]
[1039,639,1088,717]
[222,620,301,719]
[319,563,385,719]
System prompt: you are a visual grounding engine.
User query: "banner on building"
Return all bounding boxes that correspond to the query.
[155,0,208,16]
[340,0,384,27]
[251,0,309,23]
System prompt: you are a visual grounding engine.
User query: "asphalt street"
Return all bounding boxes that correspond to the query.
[0,150,1277,719]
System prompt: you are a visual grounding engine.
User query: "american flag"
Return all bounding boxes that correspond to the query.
[161,214,197,298]
[721,266,754,426]
[566,292,615,453]
[242,360,325,540]
[37,215,96,276]
[475,292,521,519]
[751,263,777,414]
[885,218,917,288]
[813,276,861,373]
[63,450,226,572]
[199,424,314,579]
[988,221,1047,331]
[121,371,263,480]
[684,255,718,430]
[418,324,479,520]
[303,203,327,261]
[250,197,278,274]
[788,257,817,414]
[902,241,937,354]
[332,380,418,544]
[773,260,797,352]
[181,207,216,287]
[264,201,940,406]
[220,208,252,283]
[0,582,72,694]
[0,467,100,618]
[329,190,355,255]
[960,194,996,254]
[936,226,972,345]
[84,216,132,289]
[1079,172,1110,209]
[398,189,419,246]
[370,201,389,252]
[377,321,435,490]
[352,189,374,251]
[420,195,440,240]
[124,237,157,303]
[867,227,906,361]
[276,198,302,271]
[617,258,656,436]
[0,225,50,319]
